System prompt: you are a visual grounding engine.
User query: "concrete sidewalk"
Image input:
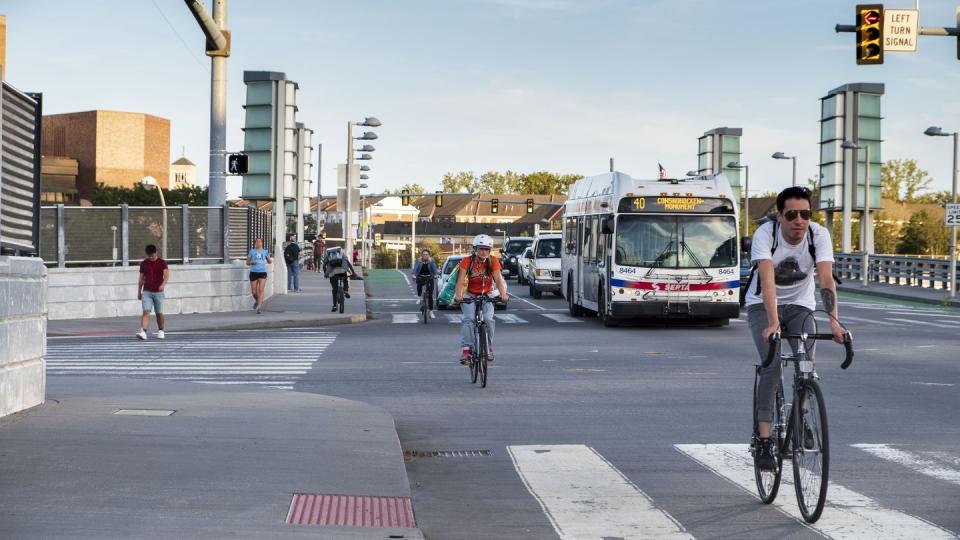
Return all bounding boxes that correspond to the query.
[48,269,368,337]
[0,377,421,539]
[837,279,960,308]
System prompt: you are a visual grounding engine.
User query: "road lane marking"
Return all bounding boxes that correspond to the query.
[911,382,955,387]
[836,315,903,326]
[445,314,463,324]
[392,313,421,323]
[507,445,692,539]
[541,313,584,323]
[396,269,411,286]
[853,444,960,487]
[495,314,528,324]
[512,295,548,310]
[675,443,956,539]
[886,318,957,329]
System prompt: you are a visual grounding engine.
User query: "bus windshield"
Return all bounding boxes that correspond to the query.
[615,215,737,268]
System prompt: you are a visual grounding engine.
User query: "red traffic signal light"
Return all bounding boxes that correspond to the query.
[491,198,499,214]
[526,198,534,214]
[856,4,884,65]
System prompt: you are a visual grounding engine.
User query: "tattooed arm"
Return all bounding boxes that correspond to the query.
[816,261,845,343]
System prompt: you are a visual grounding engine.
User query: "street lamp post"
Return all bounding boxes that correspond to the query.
[494,228,506,253]
[345,117,380,265]
[141,176,167,259]
[728,162,750,239]
[842,140,871,286]
[772,152,797,187]
[924,126,958,298]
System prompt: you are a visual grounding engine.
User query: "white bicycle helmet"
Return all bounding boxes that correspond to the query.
[472,234,494,249]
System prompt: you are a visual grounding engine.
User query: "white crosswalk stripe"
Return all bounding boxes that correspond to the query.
[675,443,957,539]
[392,313,422,323]
[854,444,960,487]
[508,445,692,539]
[46,330,337,390]
[495,314,528,323]
[541,313,584,323]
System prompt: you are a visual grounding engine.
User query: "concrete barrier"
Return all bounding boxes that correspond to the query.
[0,256,46,418]
[46,261,275,320]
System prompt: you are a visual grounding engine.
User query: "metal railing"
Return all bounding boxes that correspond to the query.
[835,253,958,291]
[40,204,235,267]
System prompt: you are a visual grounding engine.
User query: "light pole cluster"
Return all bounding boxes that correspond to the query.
[345,117,381,266]
[772,151,797,187]
[924,126,958,298]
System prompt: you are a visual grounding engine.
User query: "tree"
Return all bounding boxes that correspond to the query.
[441,171,480,193]
[897,210,950,255]
[915,190,954,205]
[89,183,209,206]
[510,171,582,195]
[384,183,426,195]
[871,211,900,254]
[882,159,933,203]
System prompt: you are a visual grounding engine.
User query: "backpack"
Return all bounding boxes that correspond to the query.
[739,222,841,307]
[284,244,297,264]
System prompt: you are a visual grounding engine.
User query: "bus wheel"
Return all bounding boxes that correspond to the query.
[567,280,583,317]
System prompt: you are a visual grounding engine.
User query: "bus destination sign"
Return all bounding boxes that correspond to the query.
[618,196,735,214]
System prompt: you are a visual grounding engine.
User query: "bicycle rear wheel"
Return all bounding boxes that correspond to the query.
[478,325,488,388]
[754,373,784,503]
[792,380,829,523]
[338,284,345,314]
[421,291,429,324]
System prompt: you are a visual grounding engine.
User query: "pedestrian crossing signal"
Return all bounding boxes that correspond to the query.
[491,198,499,214]
[227,153,248,175]
[402,189,410,206]
[856,4,884,65]
[526,198,534,214]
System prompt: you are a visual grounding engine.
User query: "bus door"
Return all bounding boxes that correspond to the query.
[583,216,598,304]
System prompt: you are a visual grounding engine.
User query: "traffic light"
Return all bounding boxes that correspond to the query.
[856,4,883,65]
[401,189,410,206]
[435,191,443,207]
[491,198,499,214]
[526,198,534,214]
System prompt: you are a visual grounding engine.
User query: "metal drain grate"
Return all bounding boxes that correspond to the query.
[403,449,492,458]
[285,494,416,527]
[113,409,176,416]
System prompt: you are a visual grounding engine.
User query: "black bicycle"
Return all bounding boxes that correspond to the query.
[751,321,854,523]
[459,295,498,388]
[416,275,435,324]
[333,274,347,314]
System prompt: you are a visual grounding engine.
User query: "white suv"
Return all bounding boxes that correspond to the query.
[527,234,562,299]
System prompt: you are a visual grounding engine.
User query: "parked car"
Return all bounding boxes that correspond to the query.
[436,255,508,310]
[500,237,534,277]
[516,246,533,285]
[528,234,563,299]
[740,255,753,293]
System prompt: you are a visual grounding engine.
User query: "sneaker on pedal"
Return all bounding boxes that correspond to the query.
[459,347,472,366]
[755,438,777,471]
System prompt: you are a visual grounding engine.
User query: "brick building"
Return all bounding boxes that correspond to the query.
[42,110,170,200]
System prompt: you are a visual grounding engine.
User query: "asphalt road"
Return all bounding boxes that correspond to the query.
[44,268,960,539]
[304,269,960,539]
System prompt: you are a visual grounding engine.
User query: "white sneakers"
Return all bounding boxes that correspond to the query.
[136,329,165,340]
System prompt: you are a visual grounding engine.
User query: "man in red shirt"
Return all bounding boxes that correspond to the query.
[136,244,170,340]
[453,234,509,364]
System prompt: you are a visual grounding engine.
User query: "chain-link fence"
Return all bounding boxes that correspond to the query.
[40,205,235,267]
[228,206,274,260]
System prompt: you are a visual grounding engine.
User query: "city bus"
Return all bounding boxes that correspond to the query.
[562,171,740,325]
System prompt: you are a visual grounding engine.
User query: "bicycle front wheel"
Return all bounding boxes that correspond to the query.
[792,379,829,523]
[754,377,784,504]
[478,325,488,388]
[421,293,429,324]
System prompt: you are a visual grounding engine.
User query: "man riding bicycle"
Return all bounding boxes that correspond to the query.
[454,234,509,365]
[412,249,440,310]
[744,186,845,471]
[323,246,356,312]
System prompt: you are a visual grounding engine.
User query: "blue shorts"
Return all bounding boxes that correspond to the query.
[141,291,165,314]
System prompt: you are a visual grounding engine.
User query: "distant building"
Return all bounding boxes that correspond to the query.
[42,110,171,200]
[40,156,79,204]
[170,149,196,188]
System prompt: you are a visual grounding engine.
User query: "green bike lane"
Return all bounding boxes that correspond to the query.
[365,269,421,316]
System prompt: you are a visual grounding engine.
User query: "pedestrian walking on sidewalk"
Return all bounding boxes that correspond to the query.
[247,237,271,314]
[136,244,169,340]
[313,235,325,273]
[284,236,302,292]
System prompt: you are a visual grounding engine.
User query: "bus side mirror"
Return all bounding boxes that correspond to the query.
[741,236,752,253]
[601,217,614,234]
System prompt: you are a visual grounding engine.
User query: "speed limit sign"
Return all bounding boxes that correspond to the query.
[946,204,960,227]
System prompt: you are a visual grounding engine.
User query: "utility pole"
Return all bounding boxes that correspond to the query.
[184,0,230,207]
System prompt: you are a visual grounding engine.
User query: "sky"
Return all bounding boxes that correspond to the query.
[5,0,960,199]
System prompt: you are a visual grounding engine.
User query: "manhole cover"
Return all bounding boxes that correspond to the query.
[113,409,176,416]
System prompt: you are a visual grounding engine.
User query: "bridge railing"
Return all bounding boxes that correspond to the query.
[835,253,957,291]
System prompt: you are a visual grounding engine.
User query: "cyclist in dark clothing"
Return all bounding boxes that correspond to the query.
[411,249,440,310]
[323,247,356,311]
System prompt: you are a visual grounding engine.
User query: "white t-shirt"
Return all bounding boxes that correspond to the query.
[744,221,834,311]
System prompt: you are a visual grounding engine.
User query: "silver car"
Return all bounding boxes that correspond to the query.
[516,246,533,285]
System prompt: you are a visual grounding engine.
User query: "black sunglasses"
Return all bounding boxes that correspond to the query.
[783,209,812,221]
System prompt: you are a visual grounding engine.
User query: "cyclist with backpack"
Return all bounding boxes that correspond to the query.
[323,247,356,312]
[284,237,302,292]
[453,234,509,365]
[743,186,845,471]
[412,249,440,310]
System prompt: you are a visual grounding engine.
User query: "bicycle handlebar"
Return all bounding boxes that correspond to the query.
[762,331,854,369]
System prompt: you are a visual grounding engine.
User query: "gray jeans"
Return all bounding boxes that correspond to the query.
[747,304,817,422]
[460,296,495,350]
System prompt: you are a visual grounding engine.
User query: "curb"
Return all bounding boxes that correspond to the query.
[837,285,960,308]
[46,313,367,337]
